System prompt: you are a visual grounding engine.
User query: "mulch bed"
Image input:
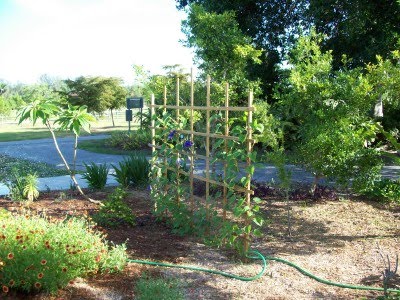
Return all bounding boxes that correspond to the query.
[0,187,399,299]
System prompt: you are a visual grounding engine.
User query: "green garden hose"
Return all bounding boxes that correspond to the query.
[127,250,400,294]
[128,250,266,281]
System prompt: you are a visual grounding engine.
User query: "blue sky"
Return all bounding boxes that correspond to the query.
[0,0,195,84]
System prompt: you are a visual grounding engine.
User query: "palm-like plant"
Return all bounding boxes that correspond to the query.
[18,99,101,205]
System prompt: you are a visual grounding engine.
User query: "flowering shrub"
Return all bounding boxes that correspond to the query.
[0,211,127,295]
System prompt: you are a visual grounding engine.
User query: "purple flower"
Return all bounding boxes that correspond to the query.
[183,140,194,148]
[167,130,176,140]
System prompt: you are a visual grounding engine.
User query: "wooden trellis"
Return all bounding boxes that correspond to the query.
[150,73,255,252]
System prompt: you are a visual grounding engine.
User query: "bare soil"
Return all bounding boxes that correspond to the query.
[0,188,399,299]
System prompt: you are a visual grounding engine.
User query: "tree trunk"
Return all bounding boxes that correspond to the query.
[110,109,115,127]
[46,122,102,205]
[311,174,320,197]
[72,134,78,175]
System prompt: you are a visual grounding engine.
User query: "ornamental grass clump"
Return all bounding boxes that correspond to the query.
[0,211,127,295]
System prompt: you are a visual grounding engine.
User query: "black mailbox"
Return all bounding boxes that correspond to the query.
[126,109,133,121]
[126,97,143,109]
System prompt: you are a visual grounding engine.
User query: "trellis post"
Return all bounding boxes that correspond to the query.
[244,90,254,254]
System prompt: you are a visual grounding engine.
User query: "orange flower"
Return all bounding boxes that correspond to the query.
[2,285,8,293]
[40,259,47,265]
[8,280,14,287]
[37,273,43,279]
[7,253,14,259]
[34,282,41,289]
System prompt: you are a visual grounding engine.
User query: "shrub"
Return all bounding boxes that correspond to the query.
[135,275,184,300]
[82,162,109,190]
[92,188,135,228]
[0,211,127,295]
[361,178,400,203]
[106,129,151,151]
[112,153,150,188]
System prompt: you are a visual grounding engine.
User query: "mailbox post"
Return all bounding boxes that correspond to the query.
[126,97,144,132]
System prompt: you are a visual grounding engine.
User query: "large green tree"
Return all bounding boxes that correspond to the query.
[275,31,382,193]
[63,76,127,126]
[182,4,262,105]
[177,0,400,96]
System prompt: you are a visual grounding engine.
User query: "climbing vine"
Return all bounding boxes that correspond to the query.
[149,77,263,256]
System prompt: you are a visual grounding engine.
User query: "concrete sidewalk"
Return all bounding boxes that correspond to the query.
[0,174,119,196]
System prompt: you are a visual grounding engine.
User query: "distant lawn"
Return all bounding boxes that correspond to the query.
[0,123,132,142]
[0,128,77,142]
[78,138,151,156]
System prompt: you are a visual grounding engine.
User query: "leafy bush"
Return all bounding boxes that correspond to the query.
[0,211,127,295]
[135,275,184,300]
[361,178,400,203]
[6,169,39,202]
[82,162,109,190]
[106,129,151,151]
[92,188,135,228]
[112,153,150,187]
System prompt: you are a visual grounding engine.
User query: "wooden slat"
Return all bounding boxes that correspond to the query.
[152,162,254,195]
[149,104,254,112]
[148,127,256,143]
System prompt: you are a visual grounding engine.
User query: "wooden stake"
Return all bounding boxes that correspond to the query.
[151,94,155,155]
[176,76,180,206]
[223,83,229,222]
[190,69,195,214]
[206,75,211,222]
[244,90,254,254]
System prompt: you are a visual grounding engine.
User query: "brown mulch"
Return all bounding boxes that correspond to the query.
[0,188,399,299]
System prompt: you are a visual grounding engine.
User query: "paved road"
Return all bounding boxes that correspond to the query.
[0,135,127,171]
[0,135,398,185]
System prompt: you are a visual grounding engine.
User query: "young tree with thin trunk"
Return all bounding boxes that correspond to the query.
[18,99,102,205]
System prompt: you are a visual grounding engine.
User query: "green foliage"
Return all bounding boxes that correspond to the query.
[5,169,39,202]
[0,154,68,183]
[275,31,382,190]
[0,213,127,294]
[366,50,400,133]
[182,4,263,103]
[92,188,135,228]
[112,153,150,188]
[106,129,151,151]
[17,95,97,201]
[82,162,109,190]
[62,76,127,115]
[177,1,400,98]
[360,179,400,203]
[135,275,184,300]
[150,108,263,255]
[0,95,11,115]
[55,104,95,136]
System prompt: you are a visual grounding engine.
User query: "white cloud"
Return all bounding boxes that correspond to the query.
[0,0,194,84]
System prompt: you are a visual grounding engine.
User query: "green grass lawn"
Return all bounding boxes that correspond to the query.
[0,154,69,182]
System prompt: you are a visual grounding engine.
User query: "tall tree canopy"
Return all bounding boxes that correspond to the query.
[63,76,127,126]
[177,0,400,97]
